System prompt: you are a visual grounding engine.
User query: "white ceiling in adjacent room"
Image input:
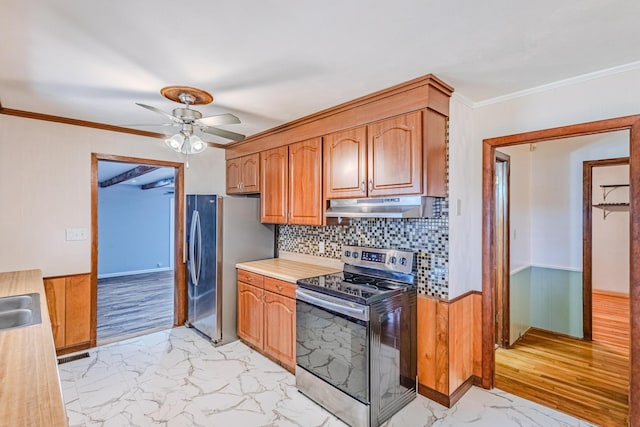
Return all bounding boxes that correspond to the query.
[1,0,639,140]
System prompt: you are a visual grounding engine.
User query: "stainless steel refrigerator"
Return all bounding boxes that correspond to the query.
[186,195,274,345]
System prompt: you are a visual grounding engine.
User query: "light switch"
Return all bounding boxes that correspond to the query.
[318,241,325,254]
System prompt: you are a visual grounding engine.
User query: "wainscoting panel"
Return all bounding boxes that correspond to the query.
[417,292,481,407]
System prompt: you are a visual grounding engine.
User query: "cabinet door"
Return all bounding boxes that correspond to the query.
[289,138,323,225]
[43,277,66,349]
[65,275,91,346]
[263,290,296,370]
[323,127,367,199]
[260,146,289,224]
[226,158,242,194]
[240,153,260,193]
[367,111,423,197]
[237,282,264,349]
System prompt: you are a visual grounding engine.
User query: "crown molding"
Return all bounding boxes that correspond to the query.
[0,106,229,149]
[472,60,640,108]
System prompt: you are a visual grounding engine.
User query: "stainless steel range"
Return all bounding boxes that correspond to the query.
[295,246,417,427]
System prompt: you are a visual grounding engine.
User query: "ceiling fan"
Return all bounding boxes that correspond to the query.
[133,86,245,155]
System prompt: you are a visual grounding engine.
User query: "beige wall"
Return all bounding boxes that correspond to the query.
[0,115,226,277]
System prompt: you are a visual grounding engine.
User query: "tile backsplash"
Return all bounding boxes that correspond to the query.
[277,198,449,298]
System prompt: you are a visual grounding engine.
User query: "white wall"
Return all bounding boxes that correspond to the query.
[592,164,630,294]
[448,66,640,298]
[530,132,628,270]
[497,144,532,273]
[447,97,479,297]
[0,115,226,277]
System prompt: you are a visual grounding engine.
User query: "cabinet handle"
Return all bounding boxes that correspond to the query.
[360,181,366,193]
[277,285,284,291]
[247,277,253,281]
[368,179,373,191]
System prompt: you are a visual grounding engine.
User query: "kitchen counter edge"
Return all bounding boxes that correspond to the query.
[0,269,68,427]
[235,258,341,283]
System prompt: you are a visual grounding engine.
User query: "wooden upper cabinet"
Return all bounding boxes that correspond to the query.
[227,153,260,194]
[367,111,423,197]
[324,127,367,199]
[260,146,289,223]
[226,157,241,193]
[289,138,323,225]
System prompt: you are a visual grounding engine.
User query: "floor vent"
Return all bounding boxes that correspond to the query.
[58,352,90,365]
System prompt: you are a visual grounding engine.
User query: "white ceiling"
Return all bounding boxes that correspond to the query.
[2,1,639,142]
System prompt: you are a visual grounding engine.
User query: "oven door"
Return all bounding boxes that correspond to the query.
[295,288,370,404]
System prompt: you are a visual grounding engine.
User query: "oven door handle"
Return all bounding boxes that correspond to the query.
[296,288,369,321]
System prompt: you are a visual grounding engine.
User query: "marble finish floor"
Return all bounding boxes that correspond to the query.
[97,271,174,342]
[59,327,595,427]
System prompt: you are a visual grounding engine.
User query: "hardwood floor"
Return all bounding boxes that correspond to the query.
[495,328,629,427]
[97,270,174,342]
[592,290,630,350]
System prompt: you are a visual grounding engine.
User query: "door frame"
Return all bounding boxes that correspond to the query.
[481,114,640,425]
[494,150,511,348]
[582,156,630,340]
[90,153,186,346]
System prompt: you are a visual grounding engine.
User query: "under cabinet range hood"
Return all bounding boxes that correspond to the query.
[325,196,436,219]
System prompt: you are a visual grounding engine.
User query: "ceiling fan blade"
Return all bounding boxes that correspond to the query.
[135,103,181,123]
[201,126,246,142]
[195,113,241,126]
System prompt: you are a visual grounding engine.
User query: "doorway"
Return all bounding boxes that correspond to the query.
[494,151,510,348]
[583,157,630,347]
[481,115,640,425]
[90,154,186,346]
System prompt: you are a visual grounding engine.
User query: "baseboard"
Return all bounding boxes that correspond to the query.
[97,267,173,279]
[418,375,481,408]
[56,341,91,356]
[418,383,450,407]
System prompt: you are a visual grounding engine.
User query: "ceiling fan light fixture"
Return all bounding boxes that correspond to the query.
[188,135,207,154]
[165,133,184,152]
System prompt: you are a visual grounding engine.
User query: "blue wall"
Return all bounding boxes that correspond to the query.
[98,185,173,276]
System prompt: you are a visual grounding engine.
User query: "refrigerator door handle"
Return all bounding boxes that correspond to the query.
[195,209,203,286]
[189,209,199,286]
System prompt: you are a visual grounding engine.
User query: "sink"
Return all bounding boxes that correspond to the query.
[0,293,42,331]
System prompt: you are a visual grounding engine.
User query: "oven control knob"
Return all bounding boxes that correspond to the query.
[344,250,351,258]
[400,257,408,266]
[352,252,359,259]
[389,256,397,265]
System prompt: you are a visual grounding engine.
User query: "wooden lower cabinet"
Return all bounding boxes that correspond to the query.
[43,273,91,354]
[237,270,296,371]
[263,290,296,368]
[237,281,264,349]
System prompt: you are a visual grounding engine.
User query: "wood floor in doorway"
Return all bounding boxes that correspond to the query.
[97,271,174,341]
[495,328,628,427]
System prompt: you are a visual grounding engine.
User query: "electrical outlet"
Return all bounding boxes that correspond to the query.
[318,241,325,254]
[66,228,89,241]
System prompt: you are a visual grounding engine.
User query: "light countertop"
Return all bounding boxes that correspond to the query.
[0,269,68,427]
[236,258,341,283]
